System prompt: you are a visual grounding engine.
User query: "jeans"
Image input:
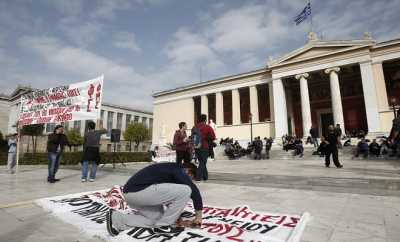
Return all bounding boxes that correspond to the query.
[48,152,61,181]
[312,137,319,148]
[195,149,209,181]
[81,161,97,179]
[7,152,16,173]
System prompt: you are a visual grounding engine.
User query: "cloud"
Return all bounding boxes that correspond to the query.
[41,0,84,16]
[112,31,141,52]
[90,0,132,20]
[17,35,154,110]
[59,17,103,47]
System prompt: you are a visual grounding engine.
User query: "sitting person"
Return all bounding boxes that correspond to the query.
[246,142,254,155]
[283,137,296,151]
[224,142,236,159]
[293,138,304,157]
[354,138,369,158]
[369,139,381,157]
[317,136,329,157]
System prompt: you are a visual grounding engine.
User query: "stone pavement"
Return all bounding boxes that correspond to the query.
[0,157,399,242]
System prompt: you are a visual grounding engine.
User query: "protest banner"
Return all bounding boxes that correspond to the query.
[36,186,310,242]
[18,75,104,126]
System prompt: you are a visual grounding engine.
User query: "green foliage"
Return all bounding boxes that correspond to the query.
[0,152,150,165]
[65,129,84,146]
[123,123,150,151]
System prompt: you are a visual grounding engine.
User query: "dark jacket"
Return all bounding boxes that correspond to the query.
[309,128,318,138]
[47,133,69,153]
[123,163,203,210]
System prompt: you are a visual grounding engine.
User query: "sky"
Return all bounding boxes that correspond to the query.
[0,0,399,111]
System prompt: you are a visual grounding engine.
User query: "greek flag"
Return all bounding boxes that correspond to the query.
[294,2,311,25]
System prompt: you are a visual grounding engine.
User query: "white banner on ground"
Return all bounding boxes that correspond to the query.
[18,75,104,125]
[36,186,310,242]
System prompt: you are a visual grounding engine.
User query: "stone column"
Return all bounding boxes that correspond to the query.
[216,92,223,126]
[121,113,126,133]
[232,89,241,125]
[372,61,389,111]
[268,82,274,121]
[295,73,312,137]
[249,85,259,122]
[272,78,288,138]
[325,67,345,130]
[201,95,208,117]
[360,61,381,133]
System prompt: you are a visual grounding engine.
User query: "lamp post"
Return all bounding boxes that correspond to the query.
[391,97,397,118]
[249,113,253,142]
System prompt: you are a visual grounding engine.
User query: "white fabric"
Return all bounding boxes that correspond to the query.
[36,186,310,242]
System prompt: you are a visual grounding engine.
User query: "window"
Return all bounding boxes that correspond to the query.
[126,114,132,129]
[117,144,121,152]
[149,118,153,135]
[193,96,201,124]
[107,144,112,152]
[207,94,216,123]
[100,110,105,127]
[73,120,81,131]
[117,113,123,130]
[239,87,250,124]
[222,91,232,125]
[257,84,271,122]
[46,123,56,133]
[134,116,139,123]
[107,111,114,136]
[63,121,69,130]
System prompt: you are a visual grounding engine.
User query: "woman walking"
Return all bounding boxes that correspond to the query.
[81,121,107,182]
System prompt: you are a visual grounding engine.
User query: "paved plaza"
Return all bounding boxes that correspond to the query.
[0,157,400,242]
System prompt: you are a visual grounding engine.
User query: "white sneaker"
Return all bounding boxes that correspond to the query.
[89,178,95,182]
[81,179,87,182]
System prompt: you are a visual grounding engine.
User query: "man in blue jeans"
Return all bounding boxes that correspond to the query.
[194,114,216,181]
[47,125,69,183]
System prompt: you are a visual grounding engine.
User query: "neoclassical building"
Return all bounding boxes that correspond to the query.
[152,33,400,144]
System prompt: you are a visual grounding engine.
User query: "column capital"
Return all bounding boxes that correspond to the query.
[295,73,309,80]
[324,67,340,74]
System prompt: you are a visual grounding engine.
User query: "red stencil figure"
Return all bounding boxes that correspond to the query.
[95,83,101,109]
[87,84,95,112]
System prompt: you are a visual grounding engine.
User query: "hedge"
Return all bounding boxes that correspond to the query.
[0,152,151,165]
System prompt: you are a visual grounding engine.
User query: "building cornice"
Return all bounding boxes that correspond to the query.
[102,102,153,115]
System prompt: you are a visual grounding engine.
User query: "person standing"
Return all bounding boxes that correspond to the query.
[173,122,191,165]
[334,124,343,148]
[325,125,343,168]
[81,121,107,182]
[193,114,216,181]
[7,133,18,174]
[47,125,69,183]
[309,125,319,148]
[106,162,203,236]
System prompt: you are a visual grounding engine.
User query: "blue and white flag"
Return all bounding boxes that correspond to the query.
[294,2,311,25]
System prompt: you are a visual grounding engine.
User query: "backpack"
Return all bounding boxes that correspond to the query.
[192,127,202,149]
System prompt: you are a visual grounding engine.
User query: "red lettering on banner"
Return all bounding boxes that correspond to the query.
[203,207,216,215]
[55,113,72,122]
[283,217,299,227]
[260,215,280,223]
[48,92,66,101]
[250,214,260,221]
[231,206,252,219]
[49,108,66,115]
[67,88,80,97]
[214,208,232,217]
[35,96,47,103]
[42,110,48,116]
[202,223,244,242]
[276,216,287,225]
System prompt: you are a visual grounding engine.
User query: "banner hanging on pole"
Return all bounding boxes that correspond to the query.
[18,75,104,125]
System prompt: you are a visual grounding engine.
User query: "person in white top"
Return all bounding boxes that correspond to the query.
[7,133,18,174]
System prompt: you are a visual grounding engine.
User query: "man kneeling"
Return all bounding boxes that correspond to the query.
[106,162,202,236]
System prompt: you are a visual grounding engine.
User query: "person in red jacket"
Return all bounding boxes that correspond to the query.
[194,114,216,181]
[173,122,191,165]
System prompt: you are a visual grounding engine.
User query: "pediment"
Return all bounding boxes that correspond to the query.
[269,40,374,67]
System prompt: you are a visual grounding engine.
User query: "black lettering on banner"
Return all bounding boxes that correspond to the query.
[71,202,109,224]
[230,220,243,226]
[260,224,278,234]
[181,232,204,242]
[239,222,251,229]
[131,228,155,239]
[246,223,262,231]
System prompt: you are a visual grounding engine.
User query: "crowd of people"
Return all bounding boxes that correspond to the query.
[219,136,273,160]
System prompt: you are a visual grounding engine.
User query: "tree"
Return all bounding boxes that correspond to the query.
[65,129,84,151]
[123,123,150,152]
[21,124,45,153]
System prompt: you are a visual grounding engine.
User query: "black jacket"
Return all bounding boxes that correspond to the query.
[47,133,69,153]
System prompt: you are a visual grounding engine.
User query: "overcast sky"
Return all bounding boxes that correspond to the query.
[0,0,399,111]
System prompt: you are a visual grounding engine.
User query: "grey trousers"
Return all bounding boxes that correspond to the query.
[7,153,16,173]
[112,183,191,230]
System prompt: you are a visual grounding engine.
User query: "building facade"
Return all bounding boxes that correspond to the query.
[0,87,153,152]
[152,33,400,144]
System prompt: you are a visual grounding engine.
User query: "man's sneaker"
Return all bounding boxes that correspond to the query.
[337,165,343,168]
[81,179,87,182]
[54,179,60,182]
[106,209,120,236]
[89,178,95,182]
[154,226,184,234]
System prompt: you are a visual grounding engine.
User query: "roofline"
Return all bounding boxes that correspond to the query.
[372,38,400,49]
[153,67,268,97]
[102,102,153,115]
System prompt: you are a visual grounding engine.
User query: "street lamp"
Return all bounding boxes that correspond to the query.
[391,97,397,118]
[249,113,253,142]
